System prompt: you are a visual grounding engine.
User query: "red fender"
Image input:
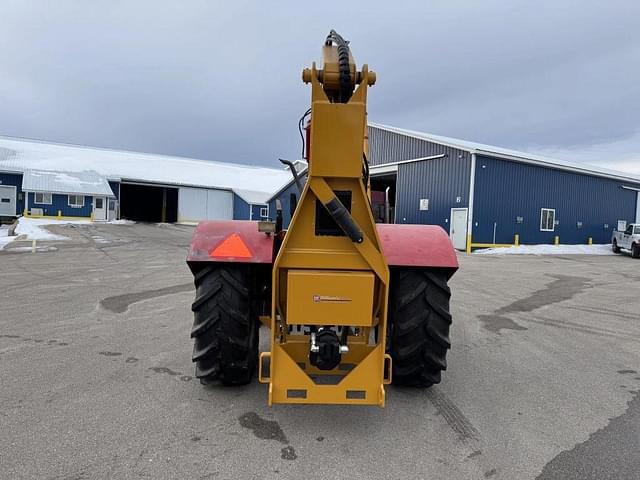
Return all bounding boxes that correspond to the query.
[187,221,458,273]
[187,221,274,271]
[376,224,459,271]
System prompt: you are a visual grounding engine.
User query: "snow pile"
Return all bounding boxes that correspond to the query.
[0,225,14,250]
[108,219,135,225]
[1,217,105,250]
[475,244,615,255]
[14,217,90,241]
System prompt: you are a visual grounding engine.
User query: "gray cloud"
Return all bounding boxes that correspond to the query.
[1,1,639,172]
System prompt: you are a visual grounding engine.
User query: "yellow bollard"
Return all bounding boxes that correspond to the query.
[554,236,560,246]
[466,234,472,254]
[514,234,520,246]
[588,237,592,245]
[58,210,62,219]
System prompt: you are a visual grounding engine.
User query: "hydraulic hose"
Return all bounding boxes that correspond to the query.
[325,30,352,103]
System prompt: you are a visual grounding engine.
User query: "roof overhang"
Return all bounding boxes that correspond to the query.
[370,123,640,185]
[22,169,115,197]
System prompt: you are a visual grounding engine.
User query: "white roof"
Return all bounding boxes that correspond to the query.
[370,123,640,183]
[22,169,115,197]
[233,189,272,204]
[0,136,293,203]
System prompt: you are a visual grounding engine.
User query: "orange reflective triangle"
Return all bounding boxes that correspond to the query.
[210,233,252,258]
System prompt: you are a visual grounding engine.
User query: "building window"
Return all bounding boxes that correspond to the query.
[68,195,84,208]
[35,192,52,204]
[260,206,269,218]
[95,198,103,209]
[540,208,555,232]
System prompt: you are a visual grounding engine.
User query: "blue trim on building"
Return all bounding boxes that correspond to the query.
[395,156,471,230]
[0,172,24,215]
[472,155,640,244]
[28,192,93,217]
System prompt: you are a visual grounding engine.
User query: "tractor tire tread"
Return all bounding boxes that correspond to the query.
[389,269,452,388]
[190,265,258,385]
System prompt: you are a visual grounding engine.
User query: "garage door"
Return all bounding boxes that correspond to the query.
[178,187,233,223]
[0,185,17,216]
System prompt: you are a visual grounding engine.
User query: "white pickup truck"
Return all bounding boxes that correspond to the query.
[612,223,640,258]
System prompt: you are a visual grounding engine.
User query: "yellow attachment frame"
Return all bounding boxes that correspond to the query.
[263,42,390,406]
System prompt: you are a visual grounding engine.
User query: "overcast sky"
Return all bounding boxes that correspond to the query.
[2,1,639,173]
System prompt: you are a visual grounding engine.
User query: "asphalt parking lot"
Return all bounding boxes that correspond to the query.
[1,223,639,480]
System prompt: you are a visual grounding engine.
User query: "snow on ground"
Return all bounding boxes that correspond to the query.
[0,217,134,251]
[14,217,90,241]
[0,225,14,250]
[475,244,615,255]
[108,219,135,225]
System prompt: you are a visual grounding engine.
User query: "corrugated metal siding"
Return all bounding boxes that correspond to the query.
[0,172,24,214]
[178,187,233,222]
[28,192,93,217]
[395,156,471,228]
[233,194,250,220]
[473,155,640,244]
[368,126,470,166]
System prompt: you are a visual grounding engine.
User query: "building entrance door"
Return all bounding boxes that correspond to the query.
[450,208,468,251]
[93,196,107,221]
[0,185,17,216]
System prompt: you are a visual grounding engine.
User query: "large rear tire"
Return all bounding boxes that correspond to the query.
[388,269,452,387]
[191,265,258,385]
[632,243,640,259]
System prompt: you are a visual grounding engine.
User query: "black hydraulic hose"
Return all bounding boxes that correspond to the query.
[362,153,369,186]
[325,30,352,103]
[324,196,363,243]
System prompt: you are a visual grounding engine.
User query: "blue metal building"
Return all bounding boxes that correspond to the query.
[269,124,640,250]
[0,171,25,217]
[1,170,115,220]
[1,136,292,224]
[233,191,270,222]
